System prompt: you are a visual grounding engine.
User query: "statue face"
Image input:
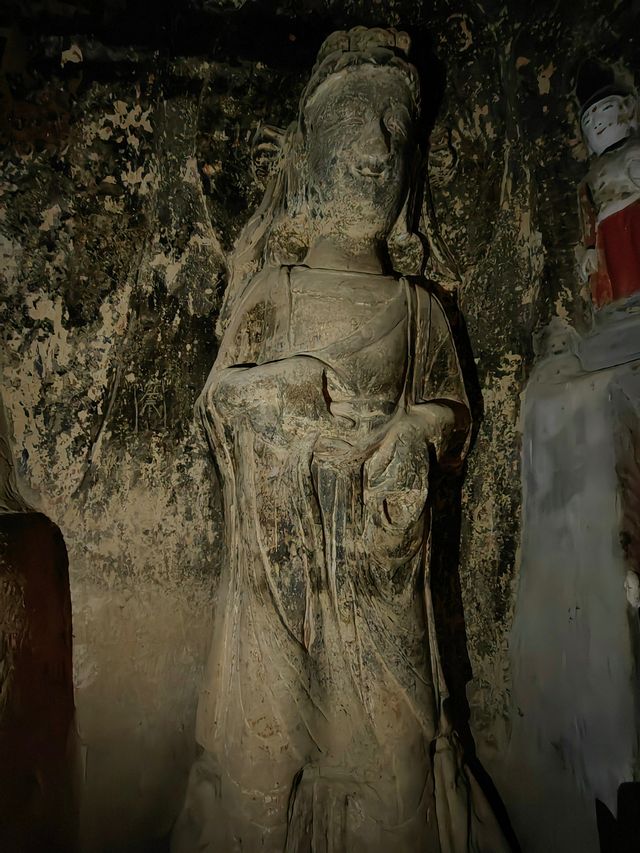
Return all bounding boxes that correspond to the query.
[581,94,637,156]
[625,569,640,609]
[303,67,415,244]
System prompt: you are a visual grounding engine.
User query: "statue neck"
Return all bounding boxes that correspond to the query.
[302,236,386,275]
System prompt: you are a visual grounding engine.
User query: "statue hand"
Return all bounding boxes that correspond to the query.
[323,368,360,428]
[363,415,430,529]
[575,244,597,282]
[202,357,329,444]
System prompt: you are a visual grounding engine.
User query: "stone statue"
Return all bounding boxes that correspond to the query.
[173,27,512,853]
[577,69,640,308]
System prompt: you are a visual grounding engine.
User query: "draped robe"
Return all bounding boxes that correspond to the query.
[172,264,511,853]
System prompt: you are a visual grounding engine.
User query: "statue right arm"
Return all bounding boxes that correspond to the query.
[199,355,331,446]
[200,267,357,443]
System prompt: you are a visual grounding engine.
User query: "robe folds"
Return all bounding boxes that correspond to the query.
[172,264,512,853]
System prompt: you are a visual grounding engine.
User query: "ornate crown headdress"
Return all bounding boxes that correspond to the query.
[301,26,421,116]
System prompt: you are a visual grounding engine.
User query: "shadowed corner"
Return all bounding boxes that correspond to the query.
[0,512,78,853]
[428,284,521,853]
[596,783,640,853]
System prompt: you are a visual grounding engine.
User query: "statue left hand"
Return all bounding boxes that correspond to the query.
[363,406,456,527]
[363,413,430,528]
[575,244,597,283]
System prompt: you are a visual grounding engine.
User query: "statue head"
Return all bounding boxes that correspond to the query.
[220,27,425,334]
[299,28,421,254]
[581,91,638,156]
[576,60,638,156]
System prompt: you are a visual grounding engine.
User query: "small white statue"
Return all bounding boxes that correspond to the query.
[577,72,640,308]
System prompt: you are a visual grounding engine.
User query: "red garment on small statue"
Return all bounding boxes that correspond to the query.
[594,199,640,307]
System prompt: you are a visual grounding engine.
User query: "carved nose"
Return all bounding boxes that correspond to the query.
[354,121,391,175]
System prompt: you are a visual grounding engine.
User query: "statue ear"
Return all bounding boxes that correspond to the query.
[266,125,311,265]
[387,214,425,276]
[251,124,287,186]
[387,156,426,276]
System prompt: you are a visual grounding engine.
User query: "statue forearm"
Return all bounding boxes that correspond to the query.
[199,355,331,441]
[406,400,470,463]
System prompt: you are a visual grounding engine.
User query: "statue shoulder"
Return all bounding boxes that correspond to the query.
[624,134,640,155]
[244,262,284,296]
[218,263,285,339]
[588,138,640,181]
[624,136,640,172]
[229,264,286,316]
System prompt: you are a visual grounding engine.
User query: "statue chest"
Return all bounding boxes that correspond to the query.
[287,268,407,350]
[286,268,409,395]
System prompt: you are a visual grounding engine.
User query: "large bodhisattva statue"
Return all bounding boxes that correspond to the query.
[173,27,511,853]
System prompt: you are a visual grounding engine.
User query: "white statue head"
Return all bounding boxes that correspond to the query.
[581,92,638,156]
[624,569,640,609]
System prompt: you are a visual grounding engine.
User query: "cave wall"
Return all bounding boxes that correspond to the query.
[1,0,639,850]
[0,24,229,853]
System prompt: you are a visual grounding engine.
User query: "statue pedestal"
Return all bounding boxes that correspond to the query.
[508,304,640,853]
